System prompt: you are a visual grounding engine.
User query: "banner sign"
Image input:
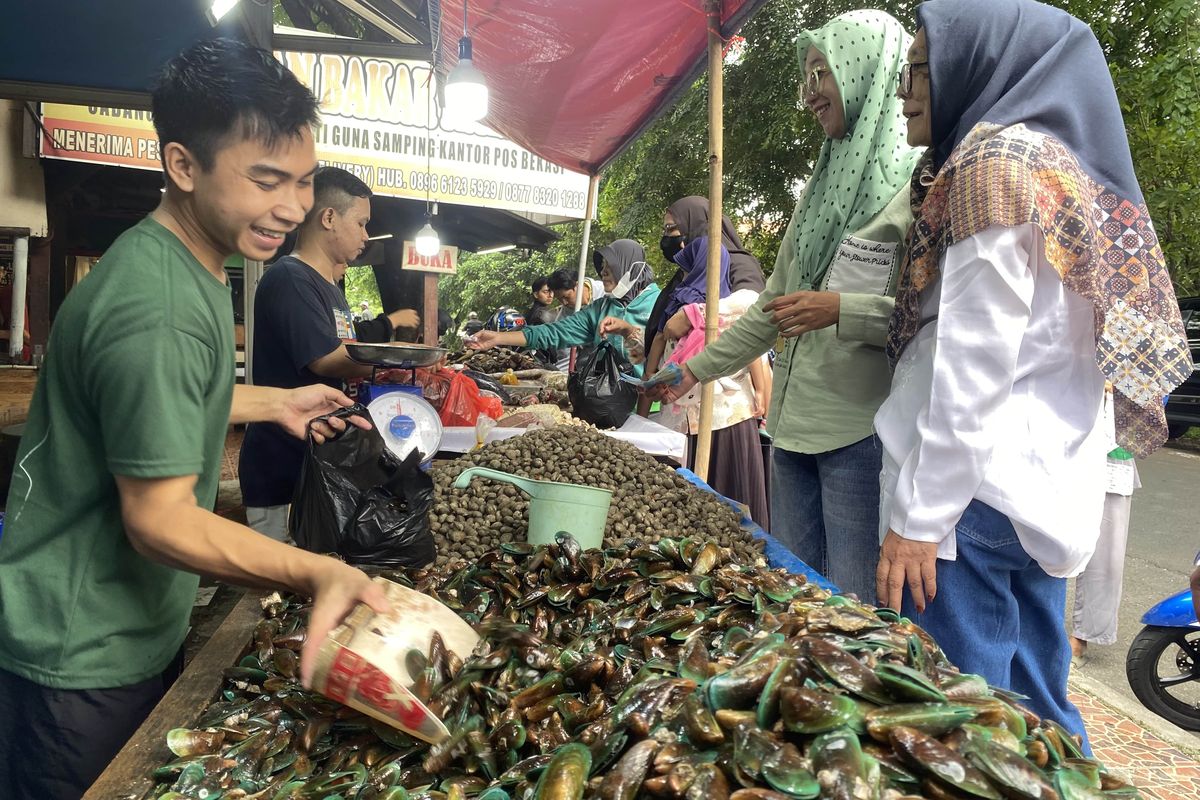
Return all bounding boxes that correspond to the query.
[39,52,590,219]
[401,242,458,274]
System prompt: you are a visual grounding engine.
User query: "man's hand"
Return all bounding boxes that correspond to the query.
[467,331,499,351]
[650,363,700,403]
[278,385,371,443]
[389,308,420,330]
[764,291,840,338]
[599,316,635,339]
[300,559,391,688]
[876,530,939,612]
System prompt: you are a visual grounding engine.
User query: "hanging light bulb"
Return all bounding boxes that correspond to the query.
[415,215,441,256]
[445,2,488,123]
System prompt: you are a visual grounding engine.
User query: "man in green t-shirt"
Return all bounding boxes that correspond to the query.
[0,39,390,799]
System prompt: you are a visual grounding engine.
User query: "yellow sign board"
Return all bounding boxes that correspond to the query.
[39,52,590,219]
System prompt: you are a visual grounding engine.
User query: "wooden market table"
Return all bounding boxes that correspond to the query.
[0,366,37,425]
[83,591,265,800]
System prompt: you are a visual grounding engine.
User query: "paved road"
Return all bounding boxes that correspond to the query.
[1067,444,1200,740]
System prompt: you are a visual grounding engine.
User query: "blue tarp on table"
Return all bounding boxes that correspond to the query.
[675,468,839,593]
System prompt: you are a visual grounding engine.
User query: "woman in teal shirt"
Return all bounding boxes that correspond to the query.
[469,240,660,373]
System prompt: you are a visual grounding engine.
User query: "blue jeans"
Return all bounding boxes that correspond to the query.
[902,500,1090,751]
[771,437,881,599]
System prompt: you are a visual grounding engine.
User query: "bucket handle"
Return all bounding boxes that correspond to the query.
[452,467,542,498]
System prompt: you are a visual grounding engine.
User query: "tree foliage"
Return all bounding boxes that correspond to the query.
[441,0,1199,323]
[343,266,383,315]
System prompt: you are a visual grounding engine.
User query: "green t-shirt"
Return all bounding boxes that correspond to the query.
[0,216,235,689]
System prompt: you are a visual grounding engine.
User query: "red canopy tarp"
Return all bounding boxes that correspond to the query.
[435,0,769,175]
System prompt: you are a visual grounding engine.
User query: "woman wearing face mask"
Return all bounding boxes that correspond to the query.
[602,236,769,527]
[653,11,922,599]
[468,240,660,373]
[874,0,1191,741]
[648,196,767,354]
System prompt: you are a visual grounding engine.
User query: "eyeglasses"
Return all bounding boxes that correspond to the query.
[898,60,929,97]
[661,222,682,236]
[802,66,831,98]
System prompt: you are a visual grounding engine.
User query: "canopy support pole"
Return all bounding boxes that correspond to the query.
[693,0,724,482]
[7,235,28,360]
[244,260,264,384]
[574,174,600,313]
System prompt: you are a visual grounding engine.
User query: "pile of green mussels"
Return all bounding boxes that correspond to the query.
[148,535,1138,800]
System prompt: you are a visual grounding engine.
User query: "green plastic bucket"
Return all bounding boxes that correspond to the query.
[451,467,612,549]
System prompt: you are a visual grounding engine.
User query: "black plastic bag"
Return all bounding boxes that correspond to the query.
[289,404,436,569]
[462,369,514,405]
[568,340,638,429]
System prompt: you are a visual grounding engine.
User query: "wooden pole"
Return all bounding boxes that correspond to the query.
[423,273,439,345]
[693,0,724,483]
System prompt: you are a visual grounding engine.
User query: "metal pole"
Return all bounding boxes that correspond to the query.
[244,259,264,384]
[9,235,29,360]
[693,0,724,482]
[574,174,600,313]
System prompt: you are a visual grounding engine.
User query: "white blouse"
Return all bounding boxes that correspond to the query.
[875,223,1109,578]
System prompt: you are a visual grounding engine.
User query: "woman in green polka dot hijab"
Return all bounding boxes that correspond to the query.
[788,10,921,292]
[657,10,923,599]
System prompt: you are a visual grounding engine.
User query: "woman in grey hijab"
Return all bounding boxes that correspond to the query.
[468,239,661,372]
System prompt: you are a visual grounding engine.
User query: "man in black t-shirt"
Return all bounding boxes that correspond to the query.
[239,167,416,538]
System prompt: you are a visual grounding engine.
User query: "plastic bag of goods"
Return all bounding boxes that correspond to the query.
[568,340,638,428]
[439,371,503,427]
[289,404,435,569]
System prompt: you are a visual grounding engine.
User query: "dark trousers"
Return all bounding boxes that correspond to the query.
[0,650,184,799]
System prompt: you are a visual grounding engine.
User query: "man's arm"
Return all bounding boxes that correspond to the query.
[231,384,369,442]
[115,473,388,687]
[386,308,420,341]
[308,344,375,380]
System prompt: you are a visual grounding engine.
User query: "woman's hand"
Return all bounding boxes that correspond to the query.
[599,316,635,339]
[876,531,938,612]
[467,331,499,351]
[650,363,699,403]
[764,291,840,337]
[663,309,692,341]
[754,387,769,417]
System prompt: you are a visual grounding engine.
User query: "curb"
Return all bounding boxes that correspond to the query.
[1166,439,1200,455]
[1069,670,1200,756]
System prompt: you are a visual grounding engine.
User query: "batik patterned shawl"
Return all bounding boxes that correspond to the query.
[887,122,1191,457]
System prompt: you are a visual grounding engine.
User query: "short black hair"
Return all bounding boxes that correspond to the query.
[151,38,320,171]
[531,276,551,293]
[311,166,372,221]
[548,269,578,292]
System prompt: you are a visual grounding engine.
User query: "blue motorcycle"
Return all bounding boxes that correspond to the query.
[1125,554,1200,730]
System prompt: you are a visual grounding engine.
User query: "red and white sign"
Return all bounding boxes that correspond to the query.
[401,242,458,274]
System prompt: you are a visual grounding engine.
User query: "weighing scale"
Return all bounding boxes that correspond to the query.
[345,343,447,461]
